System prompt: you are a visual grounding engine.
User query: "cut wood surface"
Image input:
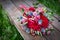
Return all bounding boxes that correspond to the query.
[0,0,60,40]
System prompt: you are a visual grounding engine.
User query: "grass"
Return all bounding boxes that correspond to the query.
[0,4,24,40]
[38,0,60,16]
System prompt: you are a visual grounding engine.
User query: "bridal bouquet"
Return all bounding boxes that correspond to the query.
[18,5,54,36]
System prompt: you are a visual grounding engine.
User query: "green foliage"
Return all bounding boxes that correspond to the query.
[38,0,60,16]
[0,4,24,40]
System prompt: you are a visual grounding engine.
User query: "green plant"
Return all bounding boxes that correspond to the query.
[38,0,60,16]
[0,4,24,40]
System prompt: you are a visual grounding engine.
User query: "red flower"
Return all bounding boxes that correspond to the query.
[29,7,35,12]
[27,19,41,31]
[40,14,49,29]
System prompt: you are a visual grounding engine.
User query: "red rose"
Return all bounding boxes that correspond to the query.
[29,7,35,12]
[40,14,49,29]
[27,19,41,31]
